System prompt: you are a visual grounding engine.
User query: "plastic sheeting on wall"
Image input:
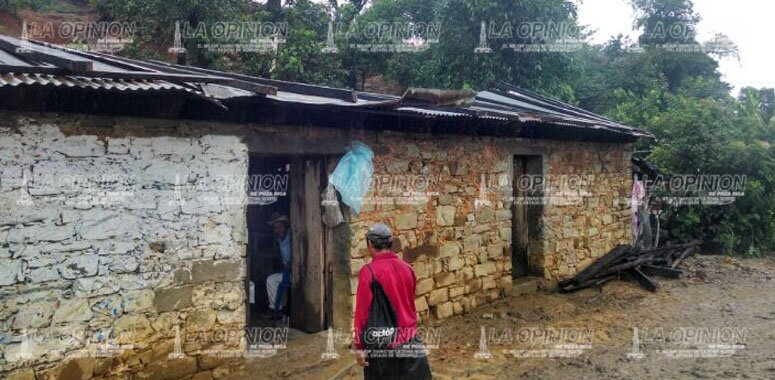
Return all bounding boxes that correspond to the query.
[329,141,374,214]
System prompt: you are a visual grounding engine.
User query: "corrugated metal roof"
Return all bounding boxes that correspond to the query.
[0,34,654,140]
[0,72,199,93]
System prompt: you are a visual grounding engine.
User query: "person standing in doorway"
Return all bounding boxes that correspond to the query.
[265,212,291,323]
[354,223,432,380]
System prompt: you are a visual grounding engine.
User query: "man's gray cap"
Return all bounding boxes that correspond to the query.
[366,223,393,240]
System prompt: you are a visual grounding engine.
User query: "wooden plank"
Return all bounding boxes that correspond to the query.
[289,157,307,330]
[0,36,92,73]
[302,158,325,332]
[559,245,632,287]
[671,247,697,269]
[641,264,683,279]
[627,267,658,292]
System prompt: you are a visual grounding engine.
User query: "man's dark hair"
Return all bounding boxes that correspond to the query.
[367,237,393,250]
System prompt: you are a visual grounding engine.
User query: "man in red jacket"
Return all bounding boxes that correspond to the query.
[354,223,432,380]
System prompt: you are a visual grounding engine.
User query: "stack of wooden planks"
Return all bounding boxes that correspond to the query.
[558,240,701,293]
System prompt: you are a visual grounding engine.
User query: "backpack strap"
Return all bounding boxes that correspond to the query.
[365,263,378,284]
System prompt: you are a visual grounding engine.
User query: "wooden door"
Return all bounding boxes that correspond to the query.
[289,158,326,332]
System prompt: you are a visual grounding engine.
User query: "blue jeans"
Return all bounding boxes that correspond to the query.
[273,269,290,320]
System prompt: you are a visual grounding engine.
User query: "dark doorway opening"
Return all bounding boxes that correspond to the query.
[246,156,291,327]
[246,155,334,334]
[512,155,544,278]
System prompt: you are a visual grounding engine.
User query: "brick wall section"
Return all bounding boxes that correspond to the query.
[0,115,247,379]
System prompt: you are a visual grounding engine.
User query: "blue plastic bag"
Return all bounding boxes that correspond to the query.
[329,141,374,214]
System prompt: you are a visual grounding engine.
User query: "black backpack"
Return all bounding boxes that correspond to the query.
[362,263,399,350]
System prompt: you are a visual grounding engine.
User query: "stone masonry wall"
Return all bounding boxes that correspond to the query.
[0,111,634,378]
[347,131,633,322]
[0,114,248,379]
[540,142,633,280]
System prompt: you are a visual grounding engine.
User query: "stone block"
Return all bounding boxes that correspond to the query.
[187,309,217,331]
[438,242,460,258]
[395,211,418,230]
[59,254,99,279]
[435,302,453,319]
[0,258,25,286]
[404,245,437,263]
[416,278,434,295]
[463,235,480,252]
[412,260,431,279]
[191,260,242,283]
[477,207,494,223]
[487,243,504,259]
[447,256,465,271]
[113,314,152,342]
[436,206,456,226]
[13,301,54,329]
[433,272,456,288]
[427,288,448,306]
[154,285,194,312]
[53,298,93,324]
[474,262,496,277]
[415,297,428,312]
[449,285,466,298]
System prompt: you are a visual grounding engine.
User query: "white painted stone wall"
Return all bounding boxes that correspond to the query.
[0,114,248,379]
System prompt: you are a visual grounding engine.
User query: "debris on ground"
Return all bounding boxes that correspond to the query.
[558,240,701,293]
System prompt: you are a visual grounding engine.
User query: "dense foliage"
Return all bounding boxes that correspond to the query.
[7,0,774,253]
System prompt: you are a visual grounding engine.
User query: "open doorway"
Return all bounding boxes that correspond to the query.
[246,156,291,327]
[246,155,334,334]
[512,155,543,278]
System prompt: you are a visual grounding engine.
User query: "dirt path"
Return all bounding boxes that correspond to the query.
[240,255,775,379]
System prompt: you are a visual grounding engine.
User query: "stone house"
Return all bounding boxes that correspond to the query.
[0,37,652,379]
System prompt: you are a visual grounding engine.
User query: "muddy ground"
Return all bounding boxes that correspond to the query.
[241,255,775,379]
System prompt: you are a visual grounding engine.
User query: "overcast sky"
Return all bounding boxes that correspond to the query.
[576,0,774,94]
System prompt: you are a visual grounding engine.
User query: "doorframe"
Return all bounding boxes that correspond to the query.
[512,155,544,278]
